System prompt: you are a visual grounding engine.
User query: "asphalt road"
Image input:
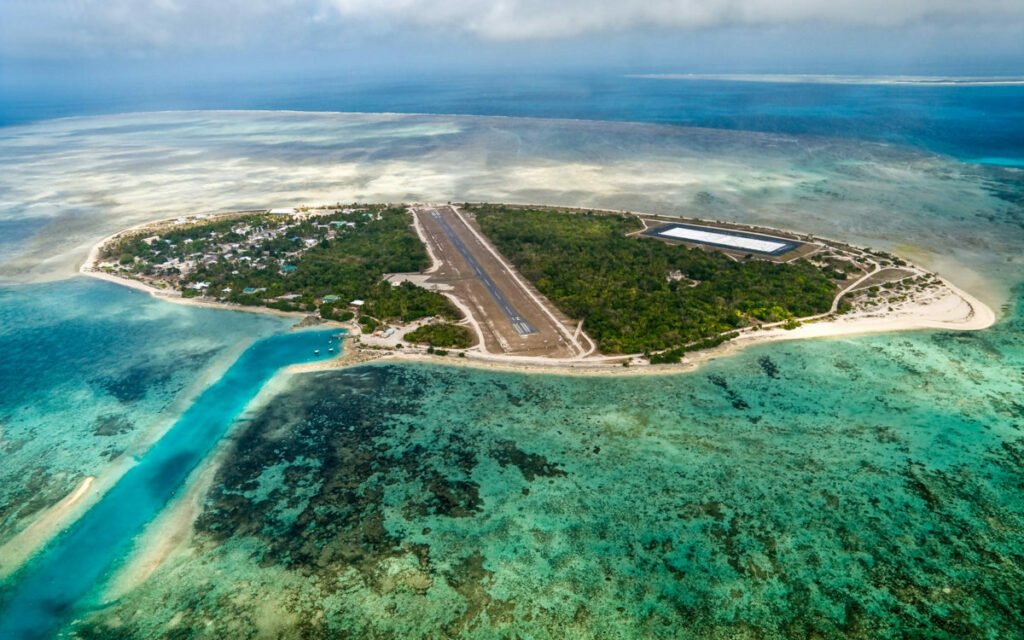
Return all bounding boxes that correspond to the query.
[430,209,537,336]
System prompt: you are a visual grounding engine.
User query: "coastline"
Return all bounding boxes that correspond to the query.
[289,272,995,379]
[84,208,997,379]
[79,224,319,321]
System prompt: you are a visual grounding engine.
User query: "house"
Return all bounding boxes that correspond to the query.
[269,208,297,216]
[349,299,365,308]
[321,295,341,304]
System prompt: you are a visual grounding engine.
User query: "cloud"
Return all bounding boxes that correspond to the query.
[327,0,1024,40]
[0,0,321,55]
[2,0,1022,57]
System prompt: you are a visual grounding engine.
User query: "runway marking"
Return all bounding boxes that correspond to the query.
[429,209,537,336]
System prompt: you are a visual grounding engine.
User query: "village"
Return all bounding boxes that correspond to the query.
[90,203,457,345]
[114,206,365,295]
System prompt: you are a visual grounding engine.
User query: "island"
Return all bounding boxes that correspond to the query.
[82,202,994,374]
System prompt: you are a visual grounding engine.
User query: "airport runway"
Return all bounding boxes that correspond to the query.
[429,209,536,335]
[413,205,581,358]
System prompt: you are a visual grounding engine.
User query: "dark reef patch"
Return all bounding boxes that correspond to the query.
[490,440,566,481]
[757,355,780,378]
[91,348,219,404]
[92,414,133,437]
[193,365,502,582]
[708,373,750,410]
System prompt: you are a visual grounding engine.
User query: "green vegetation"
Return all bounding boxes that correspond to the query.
[359,315,379,333]
[404,323,474,348]
[471,205,837,354]
[102,206,457,324]
[647,332,740,364]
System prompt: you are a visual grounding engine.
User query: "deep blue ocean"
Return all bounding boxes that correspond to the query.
[2,73,1022,163]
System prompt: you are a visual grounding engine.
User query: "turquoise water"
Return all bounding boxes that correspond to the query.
[61,297,1024,637]
[971,157,1024,168]
[0,327,340,638]
[0,83,1020,636]
[0,278,289,549]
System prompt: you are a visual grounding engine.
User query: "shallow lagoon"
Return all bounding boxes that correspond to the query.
[65,294,1024,638]
[0,278,290,551]
[0,321,340,638]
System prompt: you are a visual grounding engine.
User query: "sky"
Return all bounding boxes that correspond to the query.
[2,0,1022,72]
[0,0,1020,48]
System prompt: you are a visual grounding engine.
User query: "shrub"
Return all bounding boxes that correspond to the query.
[404,323,473,348]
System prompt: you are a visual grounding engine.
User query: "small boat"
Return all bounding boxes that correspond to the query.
[328,347,334,353]
[314,349,320,355]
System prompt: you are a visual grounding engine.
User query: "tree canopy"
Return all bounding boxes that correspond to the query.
[471,205,836,354]
[104,206,457,323]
